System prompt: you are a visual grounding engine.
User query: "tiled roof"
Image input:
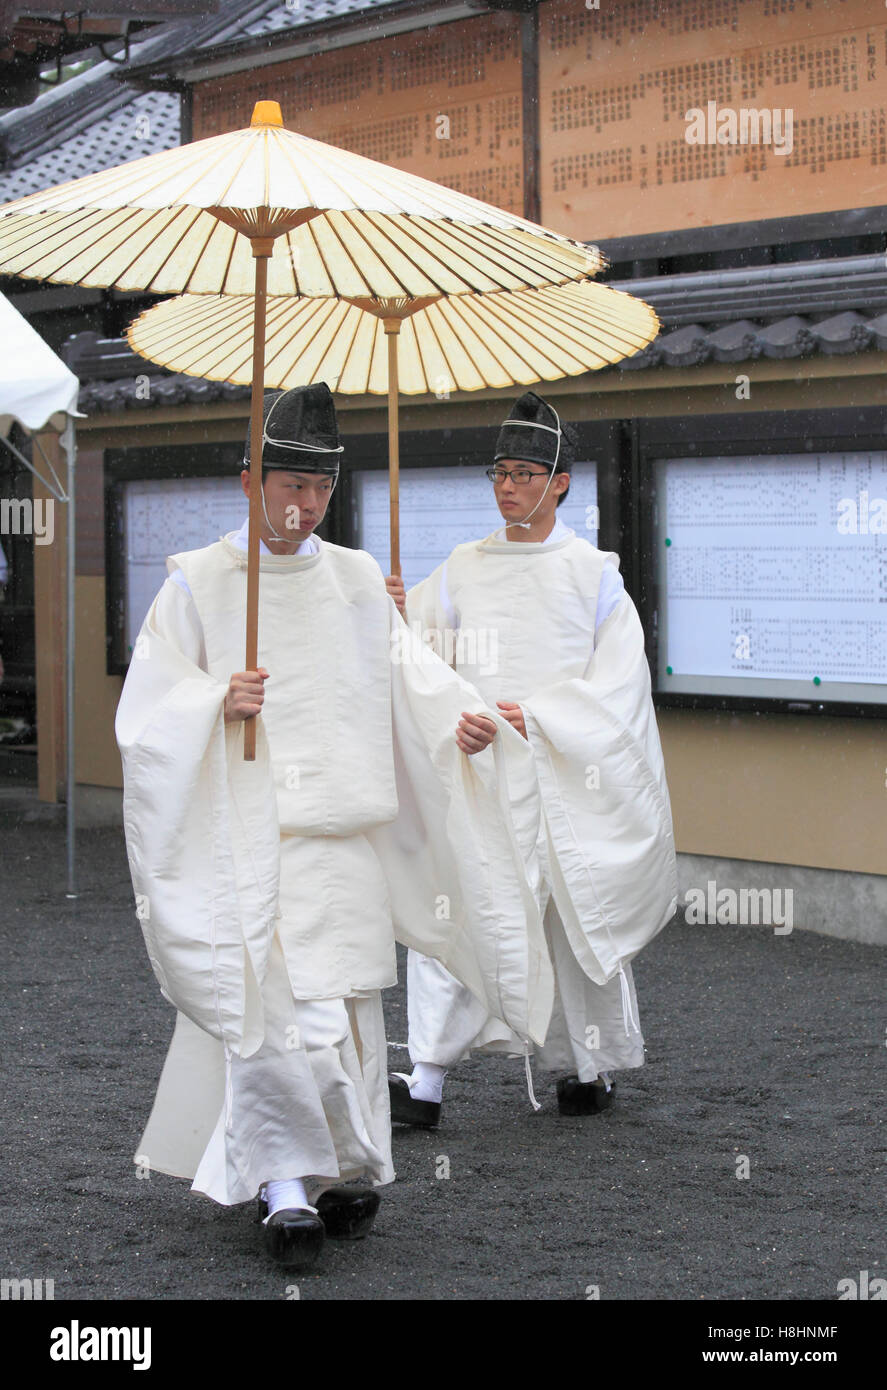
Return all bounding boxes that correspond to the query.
[0,13,188,202]
[614,255,887,327]
[119,0,407,78]
[613,255,887,371]
[0,1,407,199]
[620,311,886,372]
[0,84,179,201]
[227,0,398,40]
[79,372,251,414]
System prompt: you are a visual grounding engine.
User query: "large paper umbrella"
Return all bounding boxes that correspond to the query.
[127,280,659,562]
[0,99,597,756]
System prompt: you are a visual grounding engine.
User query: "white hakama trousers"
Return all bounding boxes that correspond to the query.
[408,899,646,1083]
[137,933,394,1207]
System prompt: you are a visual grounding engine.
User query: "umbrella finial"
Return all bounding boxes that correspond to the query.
[251,100,284,128]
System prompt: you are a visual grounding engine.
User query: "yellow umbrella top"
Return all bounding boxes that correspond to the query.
[127,280,659,396]
[0,101,601,298]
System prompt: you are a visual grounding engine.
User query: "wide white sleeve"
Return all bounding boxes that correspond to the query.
[521,593,677,985]
[594,563,625,645]
[405,560,458,663]
[115,583,279,1058]
[149,575,208,670]
[368,599,553,1048]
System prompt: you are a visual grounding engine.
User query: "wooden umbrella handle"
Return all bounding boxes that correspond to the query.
[385,321,401,578]
[244,247,270,761]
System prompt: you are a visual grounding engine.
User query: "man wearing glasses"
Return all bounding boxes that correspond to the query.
[386,390,677,1126]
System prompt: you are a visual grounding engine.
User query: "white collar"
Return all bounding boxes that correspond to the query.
[543,516,570,545]
[502,515,570,546]
[229,515,318,556]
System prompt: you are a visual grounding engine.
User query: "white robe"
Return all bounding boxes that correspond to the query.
[404,524,677,1080]
[116,532,552,1203]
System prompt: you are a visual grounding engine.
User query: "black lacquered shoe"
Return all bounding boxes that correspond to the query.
[316,1186,380,1240]
[388,1073,441,1128]
[262,1208,325,1270]
[556,1074,616,1116]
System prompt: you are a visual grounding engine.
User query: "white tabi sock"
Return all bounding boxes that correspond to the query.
[264,1178,314,1220]
[598,1071,614,1093]
[410,1062,447,1103]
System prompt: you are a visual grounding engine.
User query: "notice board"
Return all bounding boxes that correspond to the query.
[121,476,247,657]
[655,452,887,707]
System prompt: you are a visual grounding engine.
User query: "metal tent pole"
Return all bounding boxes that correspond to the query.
[64,416,77,899]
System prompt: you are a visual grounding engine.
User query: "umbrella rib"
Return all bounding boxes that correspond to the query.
[362,210,507,293]
[265,296,335,374]
[471,292,576,376]
[0,204,102,255]
[368,214,567,294]
[425,300,496,389]
[269,132,337,212]
[149,294,241,366]
[429,307,485,394]
[430,220,579,287]
[33,137,237,212]
[36,206,177,285]
[327,303,366,391]
[465,292,586,370]
[307,214,372,297]
[445,296,544,382]
[0,206,141,282]
[197,132,264,218]
[215,221,241,294]
[136,132,259,212]
[338,210,452,297]
[146,208,221,293]
[421,301,475,389]
[405,316,431,396]
[473,220,589,275]
[478,283,657,358]
[561,300,656,348]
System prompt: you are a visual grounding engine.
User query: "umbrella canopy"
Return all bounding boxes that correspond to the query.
[127,280,658,396]
[0,99,602,759]
[0,103,597,297]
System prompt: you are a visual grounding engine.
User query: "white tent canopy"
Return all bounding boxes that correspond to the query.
[0,289,82,896]
[0,291,80,434]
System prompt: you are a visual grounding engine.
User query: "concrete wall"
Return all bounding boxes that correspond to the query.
[660,710,887,878]
[676,853,887,947]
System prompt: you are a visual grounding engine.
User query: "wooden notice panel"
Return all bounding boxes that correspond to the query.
[193,12,524,215]
[539,0,887,240]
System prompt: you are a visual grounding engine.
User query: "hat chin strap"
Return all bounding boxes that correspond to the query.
[261,481,287,543]
[493,405,562,537]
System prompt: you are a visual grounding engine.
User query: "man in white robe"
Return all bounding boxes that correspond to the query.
[116,385,552,1270]
[385,391,677,1126]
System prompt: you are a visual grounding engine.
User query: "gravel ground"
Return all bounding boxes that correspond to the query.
[1,821,883,1303]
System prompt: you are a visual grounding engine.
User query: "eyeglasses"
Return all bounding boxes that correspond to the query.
[485,466,552,485]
